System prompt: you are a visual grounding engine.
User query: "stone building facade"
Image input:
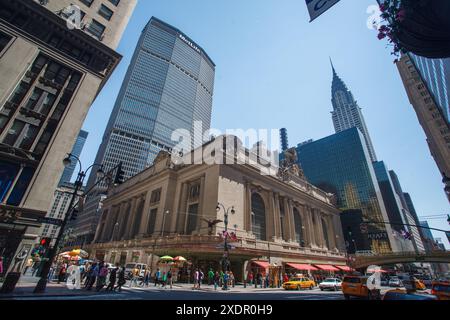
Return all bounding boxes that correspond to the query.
[88,137,347,282]
[0,0,136,276]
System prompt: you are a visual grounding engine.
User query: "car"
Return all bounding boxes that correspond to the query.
[431,281,450,300]
[319,278,342,291]
[282,277,316,290]
[388,276,402,287]
[342,275,381,300]
[383,289,437,300]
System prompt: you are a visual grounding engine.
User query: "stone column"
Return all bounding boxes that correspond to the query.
[316,211,326,249]
[286,198,295,242]
[118,201,129,240]
[138,191,152,237]
[124,197,138,239]
[267,191,276,240]
[306,206,317,248]
[176,183,189,234]
[273,193,282,240]
[196,176,206,233]
[299,205,310,247]
[244,182,252,233]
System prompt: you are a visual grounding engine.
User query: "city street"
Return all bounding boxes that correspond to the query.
[3,282,345,301]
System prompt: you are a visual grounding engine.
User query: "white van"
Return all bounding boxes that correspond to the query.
[124,263,147,279]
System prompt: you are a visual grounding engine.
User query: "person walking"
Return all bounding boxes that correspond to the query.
[129,267,139,288]
[57,263,67,284]
[161,272,167,288]
[193,269,199,290]
[167,269,173,289]
[142,269,150,287]
[230,271,235,288]
[248,272,253,286]
[86,263,98,291]
[23,258,33,275]
[214,271,220,291]
[115,267,126,292]
[198,269,204,289]
[223,271,229,291]
[106,264,118,291]
[155,268,161,287]
[208,268,214,286]
[96,262,108,292]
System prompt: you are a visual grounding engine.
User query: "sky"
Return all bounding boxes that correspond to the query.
[78,0,449,248]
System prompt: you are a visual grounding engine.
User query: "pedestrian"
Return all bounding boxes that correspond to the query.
[248,272,253,286]
[142,269,150,287]
[115,267,126,292]
[283,273,289,284]
[223,271,229,291]
[96,262,108,291]
[23,258,33,275]
[199,269,204,289]
[129,267,139,288]
[161,272,167,288]
[106,263,118,291]
[193,269,199,290]
[155,268,161,287]
[86,263,98,291]
[167,269,173,289]
[219,270,224,287]
[57,264,67,284]
[208,268,214,286]
[230,271,235,288]
[214,271,220,290]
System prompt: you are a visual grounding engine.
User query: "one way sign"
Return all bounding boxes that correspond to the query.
[306,0,341,22]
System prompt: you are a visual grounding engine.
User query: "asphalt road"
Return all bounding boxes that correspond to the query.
[12,285,345,301]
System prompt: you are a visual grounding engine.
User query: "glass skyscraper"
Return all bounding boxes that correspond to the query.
[73,17,215,245]
[296,127,395,254]
[86,17,215,190]
[410,55,450,124]
[58,130,89,186]
[330,61,377,162]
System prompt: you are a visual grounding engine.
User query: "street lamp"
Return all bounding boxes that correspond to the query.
[34,153,104,293]
[216,202,235,289]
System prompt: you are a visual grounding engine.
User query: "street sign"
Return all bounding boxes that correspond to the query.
[38,217,63,226]
[306,0,341,22]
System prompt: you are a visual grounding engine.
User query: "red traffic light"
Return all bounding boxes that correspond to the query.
[40,237,51,246]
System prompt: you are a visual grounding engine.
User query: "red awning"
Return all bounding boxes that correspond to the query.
[252,261,270,269]
[314,265,340,272]
[286,263,318,271]
[335,265,352,272]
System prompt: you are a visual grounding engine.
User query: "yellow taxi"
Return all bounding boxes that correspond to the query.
[431,281,450,300]
[414,278,427,291]
[282,276,316,290]
[342,275,381,300]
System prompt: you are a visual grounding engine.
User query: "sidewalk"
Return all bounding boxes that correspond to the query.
[0,281,116,299]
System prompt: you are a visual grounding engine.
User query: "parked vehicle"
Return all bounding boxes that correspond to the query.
[342,275,381,300]
[319,278,342,291]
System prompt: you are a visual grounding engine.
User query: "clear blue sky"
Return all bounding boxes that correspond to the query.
[79,0,449,247]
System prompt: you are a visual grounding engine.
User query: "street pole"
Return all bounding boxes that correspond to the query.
[34,154,107,293]
[34,169,84,293]
[216,203,235,290]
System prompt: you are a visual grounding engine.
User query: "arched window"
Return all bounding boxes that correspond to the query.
[322,218,330,249]
[293,208,305,247]
[251,193,266,241]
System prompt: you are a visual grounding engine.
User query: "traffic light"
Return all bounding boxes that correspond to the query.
[40,237,51,248]
[114,162,125,185]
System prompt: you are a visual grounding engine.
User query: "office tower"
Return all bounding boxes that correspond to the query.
[0,0,136,278]
[296,128,396,254]
[330,60,377,162]
[280,128,289,152]
[397,55,450,200]
[73,17,215,245]
[409,55,450,124]
[403,192,421,225]
[58,130,89,185]
[373,162,425,252]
